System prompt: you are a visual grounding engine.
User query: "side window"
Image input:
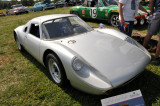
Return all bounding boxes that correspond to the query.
[24,27,28,32]
[29,24,40,38]
[98,2,102,7]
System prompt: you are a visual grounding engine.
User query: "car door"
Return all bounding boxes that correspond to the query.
[24,23,41,60]
[97,7,106,20]
[84,1,99,19]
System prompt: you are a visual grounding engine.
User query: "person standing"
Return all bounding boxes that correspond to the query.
[143,0,160,60]
[118,0,149,36]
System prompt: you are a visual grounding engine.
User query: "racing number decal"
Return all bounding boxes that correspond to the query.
[90,8,97,18]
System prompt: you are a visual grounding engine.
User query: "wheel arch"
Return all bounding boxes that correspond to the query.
[43,49,69,81]
[71,11,79,16]
[13,30,16,41]
[43,49,63,68]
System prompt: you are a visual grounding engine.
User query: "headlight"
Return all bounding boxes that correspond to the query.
[125,37,137,46]
[72,57,91,77]
[72,57,84,71]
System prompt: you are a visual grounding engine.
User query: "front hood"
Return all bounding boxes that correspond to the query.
[107,5,118,10]
[58,30,150,87]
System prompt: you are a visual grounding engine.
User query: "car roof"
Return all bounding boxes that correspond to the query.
[31,14,76,23]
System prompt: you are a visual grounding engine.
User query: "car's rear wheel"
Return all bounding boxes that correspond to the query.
[46,53,67,87]
[110,13,119,27]
[15,34,24,51]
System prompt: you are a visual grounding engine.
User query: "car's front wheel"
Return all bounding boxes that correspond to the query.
[72,11,79,16]
[46,53,67,87]
[110,13,119,27]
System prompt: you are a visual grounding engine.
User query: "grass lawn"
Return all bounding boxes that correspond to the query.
[0,7,160,106]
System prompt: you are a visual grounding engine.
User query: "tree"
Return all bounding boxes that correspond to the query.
[28,0,34,6]
[21,0,28,6]
[0,0,4,9]
[10,0,18,5]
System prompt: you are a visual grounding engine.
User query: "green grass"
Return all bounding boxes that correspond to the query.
[0,7,160,106]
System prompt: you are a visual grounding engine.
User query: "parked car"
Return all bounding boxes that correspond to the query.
[70,0,149,27]
[30,2,55,12]
[65,0,76,6]
[7,4,28,15]
[55,1,66,7]
[134,10,148,25]
[14,14,151,95]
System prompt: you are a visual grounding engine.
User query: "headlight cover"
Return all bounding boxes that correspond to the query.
[72,57,84,71]
[72,57,90,77]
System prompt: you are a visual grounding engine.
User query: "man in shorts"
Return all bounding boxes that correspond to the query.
[119,0,149,36]
[143,0,160,60]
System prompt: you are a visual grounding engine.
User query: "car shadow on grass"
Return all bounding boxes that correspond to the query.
[20,50,51,81]
[133,23,148,31]
[20,48,159,106]
[132,35,158,53]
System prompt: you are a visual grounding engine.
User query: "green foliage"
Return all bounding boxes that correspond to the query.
[21,0,34,6]
[0,7,160,106]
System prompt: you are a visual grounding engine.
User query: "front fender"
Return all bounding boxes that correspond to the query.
[95,28,127,40]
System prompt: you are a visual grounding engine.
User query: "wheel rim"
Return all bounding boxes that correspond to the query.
[111,15,119,27]
[134,19,137,25]
[48,58,61,83]
[16,36,21,50]
[140,18,145,25]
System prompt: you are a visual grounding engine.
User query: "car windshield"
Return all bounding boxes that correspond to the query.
[12,4,23,8]
[102,0,118,6]
[34,2,41,6]
[42,16,93,39]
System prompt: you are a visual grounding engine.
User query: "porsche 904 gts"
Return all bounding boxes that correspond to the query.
[14,14,151,95]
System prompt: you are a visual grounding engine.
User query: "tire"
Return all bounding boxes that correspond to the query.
[110,13,119,27]
[139,18,145,26]
[15,34,24,51]
[15,12,19,15]
[43,7,45,11]
[72,11,79,16]
[46,53,67,87]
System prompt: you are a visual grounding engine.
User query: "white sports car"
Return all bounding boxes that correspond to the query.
[14,14,151,95]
